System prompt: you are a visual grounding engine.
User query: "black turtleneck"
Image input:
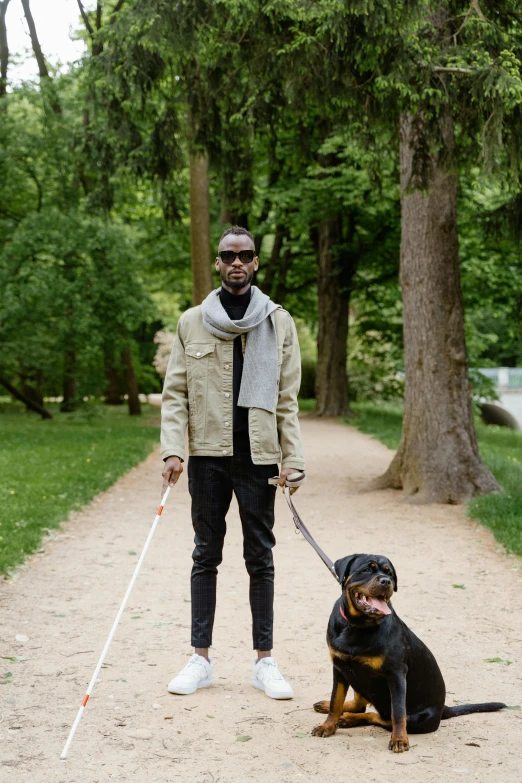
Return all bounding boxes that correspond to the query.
[219,286,251,452]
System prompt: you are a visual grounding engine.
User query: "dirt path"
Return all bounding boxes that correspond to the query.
[1,418,521,782]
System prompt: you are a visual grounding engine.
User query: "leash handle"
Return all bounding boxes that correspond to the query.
[268,471,307,488]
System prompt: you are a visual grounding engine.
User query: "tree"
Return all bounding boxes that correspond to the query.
[0,208,154,411]
[287,0,522,501]
[96,0,220,305]
[370,3,522,501]
[374,110,498,501]
[0,0,10,101]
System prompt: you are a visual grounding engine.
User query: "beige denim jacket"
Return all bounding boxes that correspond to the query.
[160,303,304,469]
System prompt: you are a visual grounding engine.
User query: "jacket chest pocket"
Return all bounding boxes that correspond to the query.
[185,344,215,380]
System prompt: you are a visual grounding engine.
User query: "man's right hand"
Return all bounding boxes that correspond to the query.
[162,456,183,497]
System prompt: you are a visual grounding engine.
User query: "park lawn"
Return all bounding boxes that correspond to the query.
[0,403,160,575]
[344,401,522,558]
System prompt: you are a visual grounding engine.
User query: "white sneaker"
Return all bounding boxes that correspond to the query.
[252,657,294,700]
[167,654,213,695]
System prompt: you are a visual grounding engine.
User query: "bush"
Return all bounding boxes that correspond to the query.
[348,330,404,402]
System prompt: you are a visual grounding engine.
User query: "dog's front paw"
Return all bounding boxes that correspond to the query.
[388,736,410,753]
[312,721,337,738]
[313,700,330,714]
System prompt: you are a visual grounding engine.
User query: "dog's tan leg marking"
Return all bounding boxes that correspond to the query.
[314,691,368,715]
[311,680,347,738]
[389,716,410,753]
[337,711,391,730]
[342,692,368,713]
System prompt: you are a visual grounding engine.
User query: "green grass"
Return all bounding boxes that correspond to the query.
[0,402,160,575]
[348,401,403,450]
[298,398,317,413]
[344,401,522,558]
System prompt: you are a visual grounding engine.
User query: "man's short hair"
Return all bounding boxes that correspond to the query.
[219,225,255,245]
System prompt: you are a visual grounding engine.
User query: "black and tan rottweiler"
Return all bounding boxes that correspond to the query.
[312,554,506,752]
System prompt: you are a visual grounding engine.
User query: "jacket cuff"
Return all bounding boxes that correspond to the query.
[161,446,186,462]
[280,458,305,470]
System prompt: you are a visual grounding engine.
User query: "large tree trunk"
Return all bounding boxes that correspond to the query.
[21,372,44,408]
[373,113,499,503]
[104,349,123,405]
[189,149,213,305]
[315,216,351,416]
[0,0,11,101]
[0,373,52,418]
[121,346,141,416]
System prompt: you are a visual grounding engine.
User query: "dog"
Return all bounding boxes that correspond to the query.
[312,554,506,752]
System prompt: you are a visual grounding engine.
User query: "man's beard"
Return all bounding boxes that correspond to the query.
[220,269,254,290]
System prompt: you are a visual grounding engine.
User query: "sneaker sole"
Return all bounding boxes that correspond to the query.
[252,678,293,700]
[167,677,212,695]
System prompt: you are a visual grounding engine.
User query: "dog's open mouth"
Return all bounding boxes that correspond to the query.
[352,591,391,616]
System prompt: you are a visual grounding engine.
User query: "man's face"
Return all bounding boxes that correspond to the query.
[215,234,259,294]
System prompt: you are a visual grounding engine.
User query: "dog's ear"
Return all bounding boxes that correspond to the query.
[387,558,398,592]
[334,555,359,587]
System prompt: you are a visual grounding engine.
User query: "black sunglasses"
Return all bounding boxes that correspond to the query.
[218,250,256,264]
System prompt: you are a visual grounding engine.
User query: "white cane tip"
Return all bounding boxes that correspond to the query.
[60,756,67,761]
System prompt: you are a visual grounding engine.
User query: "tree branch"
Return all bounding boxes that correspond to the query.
[76,0,94,37]
[0,0,11,100]
[21,0,62,114]
[432,66,472,74]
[471,0,486,22]
[0,373,53,418]
[110,0,126,23]
[21,0,49,78]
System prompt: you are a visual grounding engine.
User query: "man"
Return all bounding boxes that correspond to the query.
[161,225,304,700]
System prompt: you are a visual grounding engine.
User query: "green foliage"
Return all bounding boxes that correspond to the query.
[460,173,522,368]
[3,0,522,425]
[0,403,159,575]
[0,207,155,396]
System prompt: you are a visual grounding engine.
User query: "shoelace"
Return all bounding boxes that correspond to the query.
[183,655,208,678]
[260,660,283,680]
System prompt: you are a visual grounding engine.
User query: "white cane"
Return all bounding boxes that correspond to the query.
[60,486,172,760]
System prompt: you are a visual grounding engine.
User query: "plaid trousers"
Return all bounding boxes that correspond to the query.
[188,452,278,650]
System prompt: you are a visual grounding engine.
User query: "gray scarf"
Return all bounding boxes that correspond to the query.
[200,286,280,413]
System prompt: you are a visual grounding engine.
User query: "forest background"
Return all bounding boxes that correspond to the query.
[3,1,522,515]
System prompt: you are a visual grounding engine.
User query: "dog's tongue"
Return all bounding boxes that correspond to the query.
[367,596,391,615]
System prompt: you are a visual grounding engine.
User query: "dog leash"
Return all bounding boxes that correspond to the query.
[268,472,340,583]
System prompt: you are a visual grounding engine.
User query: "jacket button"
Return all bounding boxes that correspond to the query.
[224,364,230,369]
[225,422,230,427]
[222,450,227,455]
[225,393,230,398]
[196,351,201,357]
